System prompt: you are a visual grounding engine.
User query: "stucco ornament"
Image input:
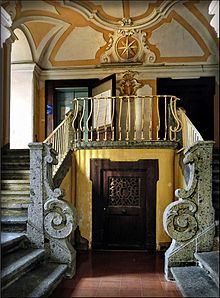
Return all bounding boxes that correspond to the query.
[116,71,142,97]
[101,18,156,64]
[163,141,215,280]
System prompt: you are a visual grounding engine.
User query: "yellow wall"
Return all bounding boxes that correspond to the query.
[60,166,73,204]
[73,148,178,250]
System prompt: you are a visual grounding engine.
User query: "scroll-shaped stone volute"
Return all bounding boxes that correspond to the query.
[44,189,77,277]
[163,141,215,280]
[163,200,198,242]
[43,143,77,278]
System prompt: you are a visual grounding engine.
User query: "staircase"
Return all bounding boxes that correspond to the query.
[1,149,30,231]
[171,251,219,297]
[1,149,69,297]
[1,232,68,297]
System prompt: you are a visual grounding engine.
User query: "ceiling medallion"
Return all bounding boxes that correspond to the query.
[116,35,139,61]
[101,18,156,65]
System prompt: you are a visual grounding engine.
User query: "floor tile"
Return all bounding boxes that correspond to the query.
[50,251,182,297]
[120,288,142,297]
[70,288,98,297]
[74,278,100,288]
[96,287,120,297]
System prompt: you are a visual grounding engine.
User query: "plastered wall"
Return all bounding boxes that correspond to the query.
[72,147,181,250]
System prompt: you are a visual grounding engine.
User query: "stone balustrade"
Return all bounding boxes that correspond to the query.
[163,141,215,280]
[27,142,77,278]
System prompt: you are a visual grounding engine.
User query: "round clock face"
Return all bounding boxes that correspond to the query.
[116,36,139,61]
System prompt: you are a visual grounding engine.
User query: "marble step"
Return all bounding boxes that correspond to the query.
[171,266,219,297]
[1,232,26,255]
[1,232,26,249]
[1,169,30,180]
[1,162,30,170]
[1,198,30,210]
[1,149,29,155]
[1,180,30,190]
[1,189,30,196]
[1,215,28,232]
[195,251,219,286]
[1,263,67,298]
[1,248,45,288]
[1,209,28,217]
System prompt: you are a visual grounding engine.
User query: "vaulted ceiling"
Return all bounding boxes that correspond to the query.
[3,0,218,69]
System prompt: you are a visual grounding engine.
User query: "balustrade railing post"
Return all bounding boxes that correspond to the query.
[67,112,74,150]
[27,142,77,278]
[163,141,215,280]
[27,143,46,248]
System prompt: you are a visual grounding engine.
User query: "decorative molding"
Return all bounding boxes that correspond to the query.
[163,141,215,280]
[101,20,156,64]
[35,64,219,83]
[1,6,12,47]
[64,0,179,31]
[116,71,142,96]
[209,0,219,37]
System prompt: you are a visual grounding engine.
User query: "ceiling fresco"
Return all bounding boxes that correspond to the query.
[3,0,218,69]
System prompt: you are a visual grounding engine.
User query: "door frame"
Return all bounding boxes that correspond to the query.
[90,158,159,250]
[45,79,99,137]
[45,75,116,137]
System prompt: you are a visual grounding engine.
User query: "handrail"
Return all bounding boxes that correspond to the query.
[43,111,73,176]
[178,108,203,150]
[72,95,182,144]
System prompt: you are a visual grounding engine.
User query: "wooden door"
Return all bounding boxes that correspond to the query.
[103,170,147,249]
[90,159,158,250]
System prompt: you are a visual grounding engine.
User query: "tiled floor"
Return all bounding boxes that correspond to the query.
[50,251,182,297]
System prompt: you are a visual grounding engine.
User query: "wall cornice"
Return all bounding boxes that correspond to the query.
[36,64,219,83]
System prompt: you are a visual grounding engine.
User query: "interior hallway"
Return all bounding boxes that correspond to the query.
[50,251,182,297]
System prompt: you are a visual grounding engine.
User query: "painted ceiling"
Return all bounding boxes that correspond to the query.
[3,0,219,69]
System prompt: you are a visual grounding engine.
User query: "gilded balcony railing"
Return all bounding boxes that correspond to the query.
[177,107,203,149]
[72,95,182,144]
[44,111,73,175]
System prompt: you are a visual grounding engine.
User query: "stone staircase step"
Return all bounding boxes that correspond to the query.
[1,156,30,162]
[171,266,219,297]
[195,251,219,286]
[1,189,30,195]
[1,232,27,255]
[1,169,29,180]
[1,209,28,217]
[1,248,45,288]
[1,162,30,170]
[1,199,30,209]
[1,149,29,155]
[1,215,28,232]
[1,180,30,190]
[1,232,26,249]
[1,263,67,298]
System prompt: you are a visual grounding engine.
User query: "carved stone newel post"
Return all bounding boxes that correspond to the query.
[27,142,77,278]
[163,141,215,280]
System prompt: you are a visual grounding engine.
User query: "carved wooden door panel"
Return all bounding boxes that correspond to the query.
[90,159,158,250]
[103,170,147,249]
